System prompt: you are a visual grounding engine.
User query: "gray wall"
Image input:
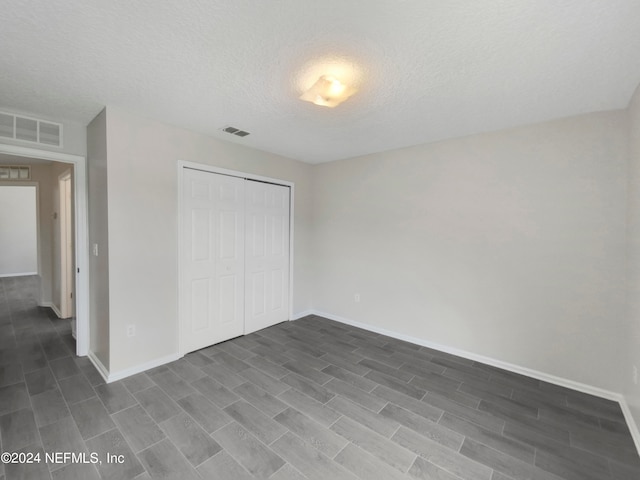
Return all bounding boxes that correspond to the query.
[626,83,640,433]
[312,111,628,393]
[98,107,314,374]
[87,109,110,369]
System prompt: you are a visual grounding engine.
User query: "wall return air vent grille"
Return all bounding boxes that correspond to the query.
[0,165,31,180]
[0,112,63,147]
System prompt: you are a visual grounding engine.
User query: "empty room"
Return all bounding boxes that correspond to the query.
[1,1,640,479]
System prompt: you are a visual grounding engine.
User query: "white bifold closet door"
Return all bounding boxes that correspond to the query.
[244,180,290,335]
[182,169,246,353]
[182,168,290,354]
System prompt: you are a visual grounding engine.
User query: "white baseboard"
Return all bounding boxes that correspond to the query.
[619,397,640,455]
[88,351,110,384]
[0,271,37,278]
[39,301,62,318]
[291,310,314,320]
[101,353,183,383]
[307,309,640,454]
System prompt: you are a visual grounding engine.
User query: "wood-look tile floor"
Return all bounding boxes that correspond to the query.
[1,275,639,480]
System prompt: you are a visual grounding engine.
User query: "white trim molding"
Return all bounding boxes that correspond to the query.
[88,351,110,384]
[305,309,640,455]
[619,398,640,454]
[89,351,182,384]
[106,353,183,383]
[291,310,314,321]
[39,301,62,319]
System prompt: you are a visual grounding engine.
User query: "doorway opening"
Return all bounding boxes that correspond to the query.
[0,143,89,356]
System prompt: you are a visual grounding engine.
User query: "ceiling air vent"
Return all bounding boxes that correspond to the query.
[221,126,250,138]
[0,112,63,147]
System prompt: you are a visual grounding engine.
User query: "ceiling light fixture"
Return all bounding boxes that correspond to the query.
[299,75,357,108]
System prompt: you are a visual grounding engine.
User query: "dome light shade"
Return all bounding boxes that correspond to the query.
[299,75,357,107]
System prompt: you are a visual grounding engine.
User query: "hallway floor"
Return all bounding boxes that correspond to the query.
[1,276,639,480]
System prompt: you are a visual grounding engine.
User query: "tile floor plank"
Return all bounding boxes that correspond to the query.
[137,438,200,480]
[57,373,96,405]
[0,382,28,416]
[278,388,342,427]
[112,405,166,452]
[212,422,285,477]
[39,416,86,456]
[330,416,417,473]
[24,367,57,396]
[86,429,145,480]
[324,377,387,412]
[134,385,182,424]
[233,381,289,417]
[191,376,239,408]
[0,408,38,451]
[69,396,116,440]
[149,370,196,401]
[380,403,463,450]
[196,451,254,480]
[281,373,335,404]
[271,432,358,480]
[460,438,534,480]
[327,395,400,438]
[274,407,348,457]
[30,387,70,427]
[238,367,290,396]
[439,412,535,464]
[392,426,493,480]
[94,382,137,414]
[335,443,407,480]
[176,393,232,434]
[224,400,287,445]
[160,412,222,467]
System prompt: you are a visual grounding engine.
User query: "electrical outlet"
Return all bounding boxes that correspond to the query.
[354,293,360,303]
[92,243,99,256]
[634,365,638,385]
[126,324,136,337]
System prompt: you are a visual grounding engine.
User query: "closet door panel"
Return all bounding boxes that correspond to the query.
[244,181,290,334]
[182,169,245,354]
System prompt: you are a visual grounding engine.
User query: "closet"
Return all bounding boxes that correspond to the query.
[181,167,290,354]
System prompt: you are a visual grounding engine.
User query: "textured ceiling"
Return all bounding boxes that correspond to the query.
[1,1,640,164]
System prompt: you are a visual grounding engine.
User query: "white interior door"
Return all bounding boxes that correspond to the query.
[244,180,290,334]
[59,172,74,321]
[182,169,245,354]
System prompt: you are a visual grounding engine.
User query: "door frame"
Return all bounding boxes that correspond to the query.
[0,143,89,356]
[58,169,73,319]
[177,160,295,356]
